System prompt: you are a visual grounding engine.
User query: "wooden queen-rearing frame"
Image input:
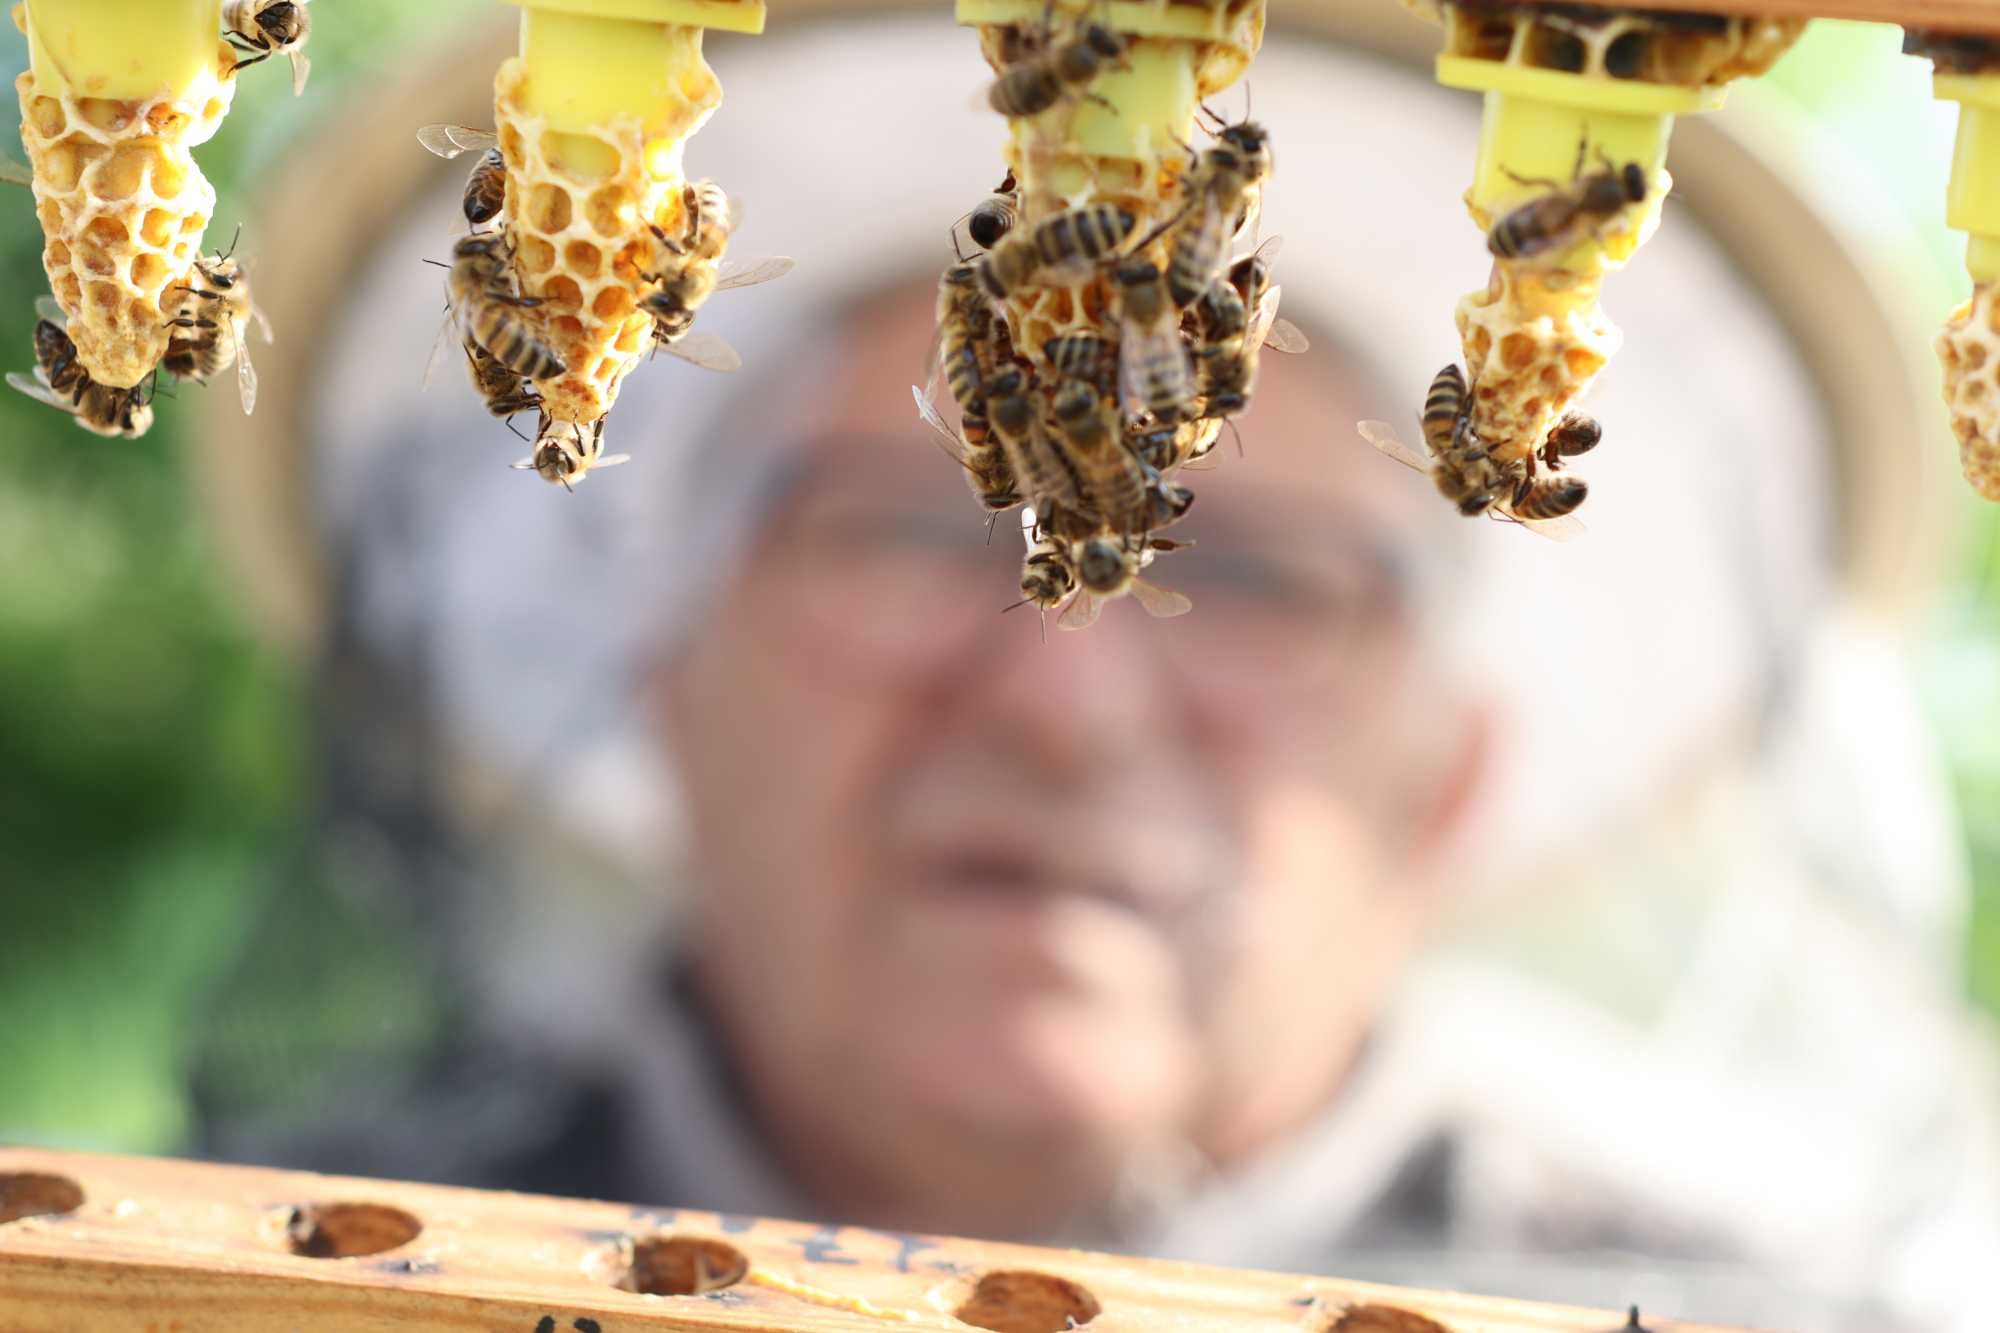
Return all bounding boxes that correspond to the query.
[0,1148,1753,1331]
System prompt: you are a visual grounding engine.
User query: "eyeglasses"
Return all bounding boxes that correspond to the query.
[738,456,1416,699]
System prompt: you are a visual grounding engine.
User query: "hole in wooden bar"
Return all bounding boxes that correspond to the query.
[283,1202,422,1259]
[0,1172,84,1224]
[612,1234,748,1296]
[1322,1303,1454,1332]
[953,1270,1101,1332]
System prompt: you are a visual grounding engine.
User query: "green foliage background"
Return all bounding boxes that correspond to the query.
[0,10,1992,1150]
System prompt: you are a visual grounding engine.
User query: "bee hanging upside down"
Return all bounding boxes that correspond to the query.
[223,0,313,95]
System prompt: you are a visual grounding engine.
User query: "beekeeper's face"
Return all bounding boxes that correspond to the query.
[660,285,1488,1236]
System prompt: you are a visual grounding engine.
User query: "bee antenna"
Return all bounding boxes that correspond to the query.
[419,257,450,269]
[219,223,242,264]
[1226,416,1245,458]
[985,511,1003,545]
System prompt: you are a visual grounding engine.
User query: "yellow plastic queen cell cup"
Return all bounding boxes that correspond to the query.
[492,0,765,426]
[16,0,236,392]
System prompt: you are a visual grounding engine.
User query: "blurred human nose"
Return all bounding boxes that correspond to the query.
[950,609,1190,783]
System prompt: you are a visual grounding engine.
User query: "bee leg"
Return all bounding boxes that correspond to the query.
[1499,166,1563,191]
[230,48,275,72]
[1083,92,1119,115]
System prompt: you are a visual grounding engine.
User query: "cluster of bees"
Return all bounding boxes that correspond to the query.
[0,1,307,438]
[416,129,792,490]
[920,12,1307,629]
[1359,139,1650,539]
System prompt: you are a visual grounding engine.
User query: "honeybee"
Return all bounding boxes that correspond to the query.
[641,249,793,349]
[1042,334,1115,393]
[976,203,1138,299]
[223,0,312,96]
[990,367,1088,522]
[984,19,1126,119]
[446,233,567,383]
[1488,141,1649,261]
[1008,514,1081,634]
[1114,259,1194,427]
[1540,410,1602,467]
[163,247,269,414]
[1049,378,1149,533]
[958,171,1019,253]
[1357,366,1585,540]
[8,313,153,438]
[1164,120,1274,285]
[928,265,995,433]
[465,336,542,428]
[1058,534,1193,630]
[1198,279,1307,420]
[416,125,508,229]
[913,384,1022,516]
[512,417,630,491]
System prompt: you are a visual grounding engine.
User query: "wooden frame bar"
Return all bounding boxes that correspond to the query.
[1552,0,2000,33]
[0,1149,1758,1332]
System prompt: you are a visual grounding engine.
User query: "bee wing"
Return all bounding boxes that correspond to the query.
[250,303,275,344]
[1057,591,1103,632]
[7,371,75,415]
[34,295,68,329]
[712,255,795,292]
[592,453,633,470]
[422,305,460,390]
[1117,319,1192,422]
[1245,284,1284,351]
[232,316,258,415]
[1019,505,1039,552]
[417,124,497,159]
[1357,419,1432,474]
[911,383,976,468]
[288,48,311,97]
[1494,508,1587,543]
[1245,234,1283,265]
[0,158,32,189]
[663,330,743,373]
[1130,577,1193,619]
[1264,317,1309,354]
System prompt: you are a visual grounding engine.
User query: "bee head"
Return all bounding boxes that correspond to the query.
[1207,391,1249,417]
[1454,490,1495,517]
[1620,162,1648,203]
[1082,24,1126,60]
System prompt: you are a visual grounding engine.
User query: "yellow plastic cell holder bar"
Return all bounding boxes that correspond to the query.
[21,0,222,100]
[1936,72,2000,284]
[956,0,1260,171]
[502,0,761,177]
[1438,55,1721,272]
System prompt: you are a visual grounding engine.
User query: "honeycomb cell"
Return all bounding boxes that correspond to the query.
[130,251,167,290]
[97,146,151,201]
[140,209,176,247]
[586,185,627,238]
[565,241,603,278]
[42,144,80,191]
[154,158,187,198]
[543,275,584,310]
[518,235,557,275]
[529,183,574,233]
[592,285,632,320]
